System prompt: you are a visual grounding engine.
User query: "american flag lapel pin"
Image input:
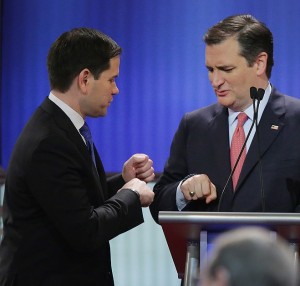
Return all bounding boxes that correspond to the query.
[271,125,279,130]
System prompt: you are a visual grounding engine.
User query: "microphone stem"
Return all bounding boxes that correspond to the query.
[254,99,266,211]
[217,87,266,212]
[217,114,256,211]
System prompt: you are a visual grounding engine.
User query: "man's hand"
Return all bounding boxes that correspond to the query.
[122,153,155,183]
[120,178,154,207]
[180,174,217,204]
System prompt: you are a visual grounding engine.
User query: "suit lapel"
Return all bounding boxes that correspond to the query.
[236,89,286,190]
[209,106,233,190]
[40,98,106,203]
[94,148,109,199]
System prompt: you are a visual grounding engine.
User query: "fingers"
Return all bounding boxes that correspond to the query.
[135,158,155,182]
[131,154,149,165]
[139,187,155,207]
[137,171,155,183]
[136,165,155,182]
[121,178,154,207]
[205,182,217,203]
[181,174,217,204]
[134,156,152,171]
[122,154,154,182]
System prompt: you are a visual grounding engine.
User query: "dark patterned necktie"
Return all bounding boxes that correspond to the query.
[79,122,97,166]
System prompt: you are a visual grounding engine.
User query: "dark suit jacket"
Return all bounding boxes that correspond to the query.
[150,87,300,223]
[0,166,5,185]
[0,98,143,285]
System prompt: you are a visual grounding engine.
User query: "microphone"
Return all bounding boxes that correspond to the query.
[217,87,265,211]
[257,88,265,100]
[250,87,264,100]
[252,88,266,212]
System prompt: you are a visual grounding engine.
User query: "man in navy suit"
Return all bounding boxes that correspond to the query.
[0,28,155,285]
[150,14,300,223]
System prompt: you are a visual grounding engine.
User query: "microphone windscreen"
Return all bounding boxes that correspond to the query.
[257,88,265,100]
[250,87,257,99]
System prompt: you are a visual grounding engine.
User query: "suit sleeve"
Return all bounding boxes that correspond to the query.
[106,173,126,196]
[26,135,143,253]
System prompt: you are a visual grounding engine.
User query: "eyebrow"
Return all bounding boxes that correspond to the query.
[206,65,234,70]
[110,74,119,79]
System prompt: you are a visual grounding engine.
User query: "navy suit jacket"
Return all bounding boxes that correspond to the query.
[150,87,300,223]
[0,98,143,285]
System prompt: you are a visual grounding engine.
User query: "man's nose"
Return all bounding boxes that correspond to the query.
[112,84,119,95]
[210,71,224,88]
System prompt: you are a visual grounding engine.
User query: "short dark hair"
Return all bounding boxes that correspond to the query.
[205,228,299,286]
[204,14,274,78]
[47,28,122,92]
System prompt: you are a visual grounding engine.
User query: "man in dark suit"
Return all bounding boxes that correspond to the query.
[0,28,155,285]
[150,14,300,224]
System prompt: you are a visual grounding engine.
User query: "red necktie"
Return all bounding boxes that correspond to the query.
[231,112,248,190]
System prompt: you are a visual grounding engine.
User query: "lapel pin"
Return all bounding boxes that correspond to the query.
[271,125,279,130]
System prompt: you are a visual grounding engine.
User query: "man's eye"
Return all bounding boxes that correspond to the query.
[224,68,234,72]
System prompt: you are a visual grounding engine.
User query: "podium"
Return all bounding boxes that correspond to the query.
[159,211,300,286]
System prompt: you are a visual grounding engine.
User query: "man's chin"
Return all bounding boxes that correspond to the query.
[217,97,232,108]
[89,109,107,118]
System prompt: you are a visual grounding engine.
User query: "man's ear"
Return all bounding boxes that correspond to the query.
[255,52,268,76]
[78,69,91,94]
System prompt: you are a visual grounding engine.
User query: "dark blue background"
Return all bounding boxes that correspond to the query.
[1,0,300,172]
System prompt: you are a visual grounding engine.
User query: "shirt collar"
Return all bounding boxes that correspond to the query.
[228,83,271,126]
[48,92,84,130]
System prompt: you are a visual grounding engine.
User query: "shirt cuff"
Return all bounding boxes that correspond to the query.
[176,181,189,211]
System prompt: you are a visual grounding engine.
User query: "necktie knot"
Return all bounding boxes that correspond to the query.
[237,112,248,127]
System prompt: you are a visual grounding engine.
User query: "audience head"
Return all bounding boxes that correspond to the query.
[201,227,299,286]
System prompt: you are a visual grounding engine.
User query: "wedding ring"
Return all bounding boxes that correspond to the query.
[189,191,195,197]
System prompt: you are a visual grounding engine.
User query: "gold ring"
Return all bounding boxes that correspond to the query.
[189,191,195,197]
